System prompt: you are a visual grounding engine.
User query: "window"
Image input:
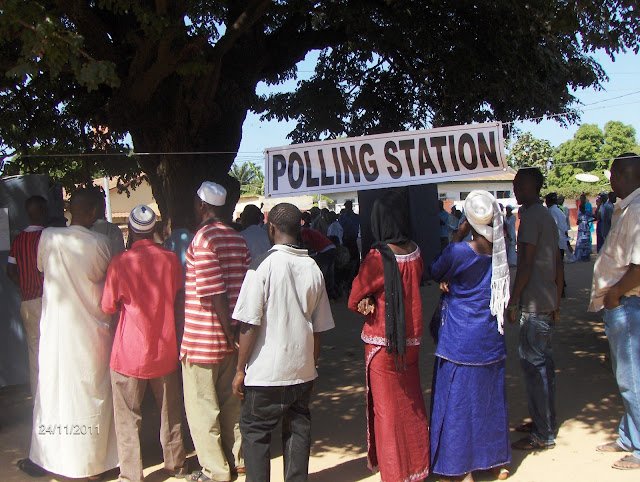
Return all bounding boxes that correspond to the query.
[459,192,470,201]
[496,190,512,199]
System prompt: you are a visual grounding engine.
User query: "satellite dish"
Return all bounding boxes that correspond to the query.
[604,170,611,180]
[575,173,600,183]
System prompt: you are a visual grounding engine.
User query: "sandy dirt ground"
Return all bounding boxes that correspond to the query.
[1,257,637,482]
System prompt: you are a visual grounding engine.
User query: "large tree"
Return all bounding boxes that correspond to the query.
[506,132,554,170]
[1,1,638,223]
[548,121,638,196]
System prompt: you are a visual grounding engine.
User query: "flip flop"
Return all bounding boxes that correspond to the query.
[596,441,627,453]
[17,458,47,477]
[493,467,510,480]
[612,455,640,470]
[511,437,555,451]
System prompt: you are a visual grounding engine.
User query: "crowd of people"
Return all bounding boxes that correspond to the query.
[5,152,639,482]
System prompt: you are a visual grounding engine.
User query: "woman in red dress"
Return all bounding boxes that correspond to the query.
[348,191,430,482]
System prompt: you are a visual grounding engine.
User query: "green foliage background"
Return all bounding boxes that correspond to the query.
[507,121,639,198]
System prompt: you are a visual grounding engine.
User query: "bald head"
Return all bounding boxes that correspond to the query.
[70,188,98,227]
[610,152,640,199]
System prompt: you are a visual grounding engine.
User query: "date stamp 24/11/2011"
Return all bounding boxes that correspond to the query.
[38,424,100,436]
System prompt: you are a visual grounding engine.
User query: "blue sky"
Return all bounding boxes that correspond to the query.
[237,49,639,165]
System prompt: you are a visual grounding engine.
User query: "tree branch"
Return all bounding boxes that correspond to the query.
[190,0,273,136]
[54,0,117,61]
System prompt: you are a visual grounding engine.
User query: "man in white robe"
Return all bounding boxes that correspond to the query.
[28,188,118,479]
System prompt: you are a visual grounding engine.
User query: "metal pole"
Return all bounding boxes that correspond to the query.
[102,176,113,222]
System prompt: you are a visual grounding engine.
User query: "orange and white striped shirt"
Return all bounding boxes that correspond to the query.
[180,221,250,364]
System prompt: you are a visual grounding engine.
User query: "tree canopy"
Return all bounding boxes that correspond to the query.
[1,1,638,222]
[508,121,639,198]
[229,161,264,196]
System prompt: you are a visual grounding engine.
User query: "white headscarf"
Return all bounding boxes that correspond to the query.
[464,190,511,334]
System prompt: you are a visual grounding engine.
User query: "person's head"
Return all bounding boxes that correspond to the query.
[599,192,608,204]
[69,188,99,228]
[301,211,312,226]
[579,203,586,214]
[309,206,320,220]
[321,208,331,221]
[267,203,302,245]
[506,205,513,216]
[370,189,410,245]
[344,200,354,212]
[464,190,499,244]
[94,190,107,220]
[513,168,544,206]
[608,191,617,203]
[128,204,157,243]
[221,175,241,224]
[558,194,565,205]
[545,192,558,207]
[580,193,587,203]
[194,181,227,225]
[240,204,263,229]
[25,195,47,226]
[610,152,640,199]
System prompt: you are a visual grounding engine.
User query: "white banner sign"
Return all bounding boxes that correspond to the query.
[265,122,507,197]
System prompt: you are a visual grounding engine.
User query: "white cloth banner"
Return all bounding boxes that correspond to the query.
[265,122,508,197]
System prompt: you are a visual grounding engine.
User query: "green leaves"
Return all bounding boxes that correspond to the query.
[512,122,638,197]
[229,161,265,196]
[77,61,120,91]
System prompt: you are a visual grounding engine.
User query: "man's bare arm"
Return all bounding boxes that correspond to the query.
[232,323,260,400]
[554,248,564,320]
[210,292,234,348]
[314,333,321,366]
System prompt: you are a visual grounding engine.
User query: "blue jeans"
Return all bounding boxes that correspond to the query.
[240,382,313,482]
[603,296,640,459]
[519,312,557,445]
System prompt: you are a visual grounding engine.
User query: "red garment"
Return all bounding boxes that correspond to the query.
[180,221,250,364]
[348,247,424,346]
[102,239,183,378]
[366,345,430,481]
[8,226,44,300]
[301,227,334,253]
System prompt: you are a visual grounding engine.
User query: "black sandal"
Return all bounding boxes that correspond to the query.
[17,458,47,477]
[511,436,555,451]
[514,421,534,433]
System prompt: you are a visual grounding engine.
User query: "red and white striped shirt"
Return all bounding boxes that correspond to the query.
[8,226,45,301]
[180,221,250,364]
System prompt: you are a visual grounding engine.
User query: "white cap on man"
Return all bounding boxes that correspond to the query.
[197,181,227,206]
[129,204,157,233]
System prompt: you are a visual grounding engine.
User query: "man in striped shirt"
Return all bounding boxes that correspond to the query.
[180,181,251,482]
[7,195,47,396]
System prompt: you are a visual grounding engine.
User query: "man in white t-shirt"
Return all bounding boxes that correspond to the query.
[232,203,335,482]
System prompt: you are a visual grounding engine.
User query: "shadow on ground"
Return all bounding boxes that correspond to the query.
[0,256,627,481]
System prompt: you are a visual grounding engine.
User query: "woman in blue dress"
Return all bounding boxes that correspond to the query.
[429,190,511,481]
[574,203,595,261]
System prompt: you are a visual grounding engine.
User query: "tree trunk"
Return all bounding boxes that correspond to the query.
[129,76,251,227]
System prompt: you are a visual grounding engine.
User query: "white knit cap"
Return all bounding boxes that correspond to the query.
[129,204,157,233]
[197,181,227,206]
[464,190,511,334]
